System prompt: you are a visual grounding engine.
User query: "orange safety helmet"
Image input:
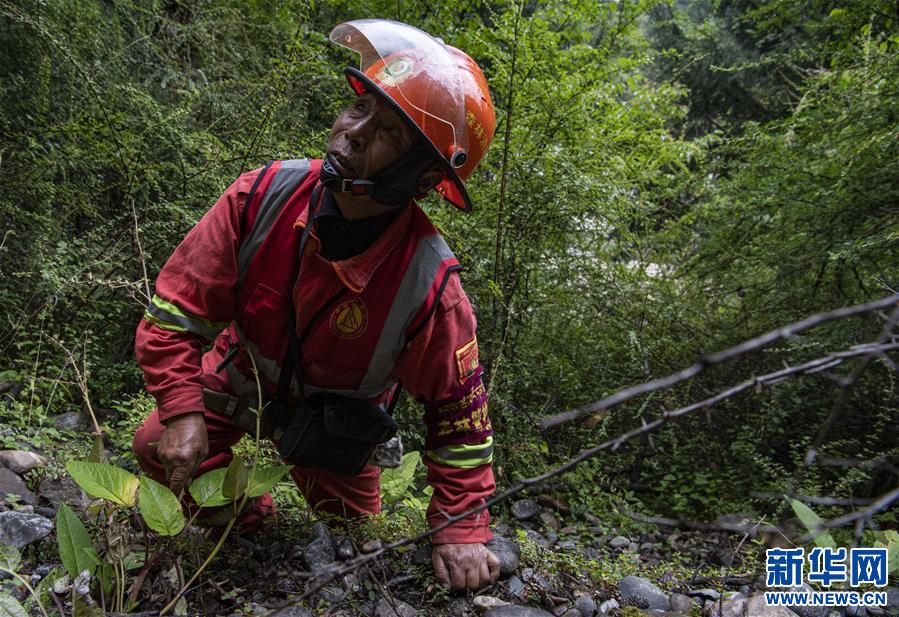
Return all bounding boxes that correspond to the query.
[330,19,495,212]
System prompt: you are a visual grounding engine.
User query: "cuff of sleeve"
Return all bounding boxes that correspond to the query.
[429,511,494,544]
[154,387,206,424]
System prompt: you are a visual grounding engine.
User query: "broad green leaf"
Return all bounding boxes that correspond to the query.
[380,451,420,504]
[56,504,95,578]
[139,476,186,536]
[787,497,836,548]
[0,594,27,617]
[88,434,106,463]
[66,462,138,506]
[122,551,145,571]
[0,545,20,572]
[188,468,230,507]
[222,455,248,500]
[246,465,293,498]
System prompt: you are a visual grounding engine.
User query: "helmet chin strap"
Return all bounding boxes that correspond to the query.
[320,141,437,207]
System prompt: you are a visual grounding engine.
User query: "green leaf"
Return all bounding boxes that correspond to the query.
[122,551,145,571]
[246,465,293,498]
[66,462,139,506]
[88,434,106,463]
[222,456,248,500]
[380,451,420,504]
[0,545,20,572]
[888,540,898,574]
[0,594,27,617]
[189,468,230,507]
[138,476,186,537]
[787,497,836,548]
[56,504,96,577]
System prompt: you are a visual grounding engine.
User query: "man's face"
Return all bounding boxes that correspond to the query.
[327,92,417,180]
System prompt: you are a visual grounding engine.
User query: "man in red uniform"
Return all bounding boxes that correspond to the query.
[132,20,500,591]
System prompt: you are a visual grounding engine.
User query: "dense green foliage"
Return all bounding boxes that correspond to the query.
[1,0,896,529]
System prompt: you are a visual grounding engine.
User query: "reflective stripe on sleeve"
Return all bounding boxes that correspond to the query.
[425,436,494,469]
[144,295,228,340]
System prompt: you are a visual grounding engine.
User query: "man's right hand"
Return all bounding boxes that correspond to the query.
[157,412,208,494]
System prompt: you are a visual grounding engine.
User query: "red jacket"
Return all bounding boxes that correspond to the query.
[136,160,495,543]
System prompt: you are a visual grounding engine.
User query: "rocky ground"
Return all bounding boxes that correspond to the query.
[1,413,897,617]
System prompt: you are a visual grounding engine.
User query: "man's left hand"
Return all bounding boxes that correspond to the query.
[432,543,500,592]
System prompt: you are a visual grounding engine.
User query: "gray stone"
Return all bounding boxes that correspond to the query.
[707,597,746,617]
[474,596,511,611]
[0,468,36,505]
[844,607,866,617]
[560,610,581,617]
[511,499,540,520]
[689,589,720,601]
[336,537,355,561]
[525,529,551,549]
[362,538,383,553]
[0,511,52,548]
[37,476,87,511]
[0,451,45,475]
[618,576,669,611]
[486,536,520,577]
[609,536,630,549]
[303,523,335,571]
[521,567,534,581]
[411,543,431,566]
[574,593,596,616]
[532,573,552,592]
[52,412,86,430]
[598,599,619,615]
[669,594,693,614]
[318,586,344,604]
[270,607,313,617]
[885,588,899,609]
[744,595,800,616]
[506,575,526,599]
[447,597,471,617]
[484,607,553,617]
[556,540,577,552]
[540,511,561,531]
[374,599,418,617]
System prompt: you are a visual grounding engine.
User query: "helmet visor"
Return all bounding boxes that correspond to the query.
[329,19,469,159]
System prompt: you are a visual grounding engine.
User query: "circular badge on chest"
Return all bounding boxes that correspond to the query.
[330,298,368,339]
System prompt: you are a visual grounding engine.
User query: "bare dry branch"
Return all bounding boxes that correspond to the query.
[797,485,899,543]
[542,294,899,430]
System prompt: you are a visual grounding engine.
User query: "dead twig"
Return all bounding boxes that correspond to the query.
[542,294,899,430]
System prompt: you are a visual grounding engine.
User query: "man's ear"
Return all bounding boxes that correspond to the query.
[416,167,444,194]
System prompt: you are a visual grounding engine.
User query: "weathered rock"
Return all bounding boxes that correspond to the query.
[0,511,52,548]
[885,587,899,610]
[540,511,561,531]
[744,595,800,616]
[0,468,36,505]
[303,523,335,571]
[474,596,511,611]
[556,540,577,552]
[574,593,596,616]
[598,599,619,615]
[703,597,746,617]
[525,529,551,548]
[484,607,553,617]
[618,576,669,611]
[506,575,526,599]
[0,451,46,475]
[411,543,431,566]
[362,538,383,553]
[560,609,581,617]
[486,536,520,577]
[511,499,540,520]
[52,411,87,430]
[374,598,419,617]
[270,606,313,617]
[669,594,694,614]
[609,535,630,549]
[317,586,344,604]
[532,573,552,592]
[689,589,720,601]
[335,537,355,561]
[37,476,86,511]
[844,606,866,617]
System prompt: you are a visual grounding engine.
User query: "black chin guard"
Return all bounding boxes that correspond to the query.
[321,141,437,207]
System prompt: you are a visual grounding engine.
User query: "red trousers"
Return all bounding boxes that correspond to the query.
[132,407,382,518]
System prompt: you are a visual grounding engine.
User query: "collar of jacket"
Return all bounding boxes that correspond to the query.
[293,194,415,294]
